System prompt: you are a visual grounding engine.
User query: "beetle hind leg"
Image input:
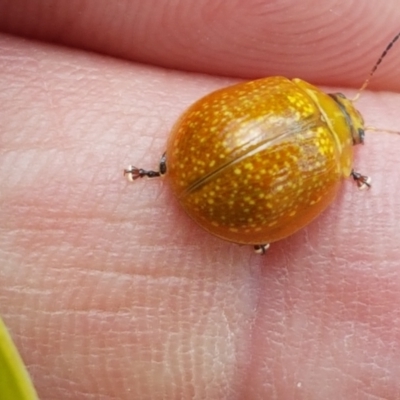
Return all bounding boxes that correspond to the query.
[124,152,167,181]
[124,166,161,181]
[254,244,270,255]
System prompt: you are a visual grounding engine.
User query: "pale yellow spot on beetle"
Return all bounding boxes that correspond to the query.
[309,196,322,205]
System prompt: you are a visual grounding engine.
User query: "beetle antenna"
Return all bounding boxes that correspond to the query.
[365,126,400,135]
[353,31,400,102]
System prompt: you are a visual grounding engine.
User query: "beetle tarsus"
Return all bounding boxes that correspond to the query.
[125,153,167,182]
[124,166,161,181]
[351,170,371,190]
[254,244,270,255]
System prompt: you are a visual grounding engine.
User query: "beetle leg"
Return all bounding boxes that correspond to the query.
[254,243,270,255]
[351,170,371,190]
[124,152,167,181]
[124,166,161,181]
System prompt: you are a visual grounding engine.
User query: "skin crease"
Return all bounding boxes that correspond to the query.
[0,1,400,399]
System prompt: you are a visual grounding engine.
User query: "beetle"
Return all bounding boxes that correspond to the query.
[125,32,399,254]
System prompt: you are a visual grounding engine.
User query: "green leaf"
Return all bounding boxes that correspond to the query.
[0,317,39,399]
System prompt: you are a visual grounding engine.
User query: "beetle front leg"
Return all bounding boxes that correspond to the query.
[351,170,371,190]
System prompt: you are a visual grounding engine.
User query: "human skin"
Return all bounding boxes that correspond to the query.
[1,1,400,399]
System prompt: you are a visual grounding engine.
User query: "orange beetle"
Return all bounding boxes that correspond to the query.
[125,33,399,254]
